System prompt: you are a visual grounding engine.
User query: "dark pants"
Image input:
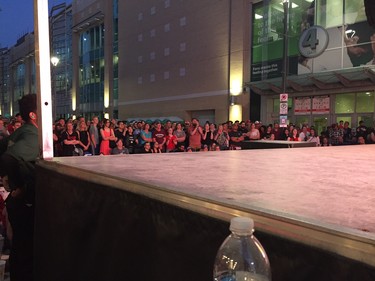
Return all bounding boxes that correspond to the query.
[6,195,34,281]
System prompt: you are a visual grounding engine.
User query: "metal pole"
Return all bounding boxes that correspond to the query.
[282,0,289,94]
[34,0,54,159]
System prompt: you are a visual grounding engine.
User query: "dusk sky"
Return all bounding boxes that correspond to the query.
[0,0,70,48]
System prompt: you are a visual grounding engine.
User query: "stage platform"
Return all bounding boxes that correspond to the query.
[242,139,317,149]
[34,145,375,281]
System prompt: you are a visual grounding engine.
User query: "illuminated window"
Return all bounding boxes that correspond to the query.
[335,93,355,114]
[356,92,374,113]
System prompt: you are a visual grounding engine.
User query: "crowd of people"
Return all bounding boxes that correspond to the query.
[50,116,375,157]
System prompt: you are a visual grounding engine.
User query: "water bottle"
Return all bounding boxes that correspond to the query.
[213,217,271,281]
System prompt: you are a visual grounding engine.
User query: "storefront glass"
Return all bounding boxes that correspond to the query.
[356,92,374,113]
[335,93,355,114]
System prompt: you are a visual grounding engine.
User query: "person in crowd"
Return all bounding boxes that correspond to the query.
[368,122,375,144]
[338,120,344,129]
[188,118,203,151]
[165,128,177,152]
[0,119,9,142]
[186,146,193,152]
[141,142,153,153]
[183,120,191,148]
[133,121,143,140]
[229,123,244,149]
[110,118,118,130]
[115,121,127,145]
[262,125,275,140]
[201,122,214,149]
[173,123,186,149]
[259,125,267,139]
[89,116,100,155]
[357,136,366,145]
[329,123,344,146]
[356,120,368,140]
[0,94,38,281]
[299,126,310,141]
[288,128,300,141]
[100,119,116,155]
[77,120,91,155]
[124,126,137,154]
[321,136,331,146]
[214,124,230,150]
[271,122,282,140]
[152,121,166,152]
[111,139,129,155]
[152,141,162,153]
[342,121,352,145]
[61,121,81,156]
[238,121,248,134]
[13,120,22,132]
[139,123,153,148]
[245,122,260,140]
[7,113,23,135]
[280,128,290,140]
[306,128,320,146]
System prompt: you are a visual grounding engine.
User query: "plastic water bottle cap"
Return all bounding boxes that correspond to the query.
[230,217,254,235]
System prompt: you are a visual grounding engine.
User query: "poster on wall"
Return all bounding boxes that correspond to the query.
[294,97,311,115]
[312,96,330,114]
[280,115,288,127]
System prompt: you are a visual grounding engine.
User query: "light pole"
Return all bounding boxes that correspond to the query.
[282,0,289,94]
[51,56,59,120]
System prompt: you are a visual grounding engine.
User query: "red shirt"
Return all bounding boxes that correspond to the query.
[166,135,177,150]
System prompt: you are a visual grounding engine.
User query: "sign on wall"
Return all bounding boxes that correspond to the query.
[312,96,330,114]
[294,97,311,115]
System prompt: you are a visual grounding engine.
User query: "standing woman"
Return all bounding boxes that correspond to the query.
[245,123,260,140]
[173,123,186,148]
[201,122,214,148]
[139,123,153,147]
[100,119,116,155]
[77,120,91,155]
[214,124,230,150]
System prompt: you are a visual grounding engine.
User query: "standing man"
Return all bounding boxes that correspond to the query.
[89,116,100,155]
[188,118,203,151]
[0,94,39,281]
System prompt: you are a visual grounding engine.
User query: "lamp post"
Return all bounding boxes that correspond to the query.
[51,56,59,120]
[282,0,289,94]
[279,0,290,128]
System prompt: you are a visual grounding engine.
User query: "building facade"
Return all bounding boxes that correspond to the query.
[50,3,73,120]
[117,0,251,124]
[1,0,374,127]
[0,33,36,117]
[249,0,375,132]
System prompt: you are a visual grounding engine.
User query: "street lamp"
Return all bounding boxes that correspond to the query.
[50,56,59,119]
[282,0,289,94]
[279,0,290,127]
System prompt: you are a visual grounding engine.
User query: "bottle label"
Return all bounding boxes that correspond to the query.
[214,272,269,281]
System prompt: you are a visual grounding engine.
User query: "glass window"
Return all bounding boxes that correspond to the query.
[356,92,374,113]
[344,1,366,24]
[336,116,352,127]
[335,93,355,114]
[316,0,343,28]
